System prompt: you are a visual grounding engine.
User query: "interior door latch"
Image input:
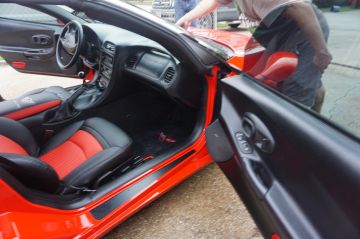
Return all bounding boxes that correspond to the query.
[32,35,52,46]
[242,113,275,154]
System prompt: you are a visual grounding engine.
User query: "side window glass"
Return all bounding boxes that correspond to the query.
[244,1,360,138]
[0,3,60,25]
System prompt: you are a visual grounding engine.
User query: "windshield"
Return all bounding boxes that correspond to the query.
[57,5,93,23]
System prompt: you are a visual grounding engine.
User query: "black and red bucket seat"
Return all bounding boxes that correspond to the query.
[0,117,132,193]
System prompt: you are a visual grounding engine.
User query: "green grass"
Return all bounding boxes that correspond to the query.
[0,56,3,61]
[217,22,229,29]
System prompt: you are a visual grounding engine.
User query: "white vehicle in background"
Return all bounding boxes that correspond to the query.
[150,0,241,29]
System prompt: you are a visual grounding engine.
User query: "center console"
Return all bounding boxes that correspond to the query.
[72,42,116,110]
[97,41,115,90]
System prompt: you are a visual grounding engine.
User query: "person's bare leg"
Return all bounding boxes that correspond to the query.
[313,85,325,113]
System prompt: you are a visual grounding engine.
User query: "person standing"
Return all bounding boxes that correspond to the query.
[176,0,332,112]
[175,0,197,27]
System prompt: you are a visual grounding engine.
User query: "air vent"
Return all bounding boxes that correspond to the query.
[126,55,138,68]
[164,67,175,83]
[104,42,115,53]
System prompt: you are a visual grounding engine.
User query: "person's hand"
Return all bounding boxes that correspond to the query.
[176,17,191,29]
[313,48,332,73]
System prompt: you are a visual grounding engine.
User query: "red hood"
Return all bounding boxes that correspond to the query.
[189,28,264,56]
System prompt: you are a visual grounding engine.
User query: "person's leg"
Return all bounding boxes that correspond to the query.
[312,84,325,113]
[312,5,330,113]
[279,5,330,110]
[175,0,186,22]
[280,41,322,108]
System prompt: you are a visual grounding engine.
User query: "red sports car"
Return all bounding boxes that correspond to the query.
[0,1,359,239]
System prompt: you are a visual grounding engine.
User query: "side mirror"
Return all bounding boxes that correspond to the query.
[254,52,298,89]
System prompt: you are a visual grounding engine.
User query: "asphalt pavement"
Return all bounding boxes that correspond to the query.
[321,10,360,137]
[0,9,359,239]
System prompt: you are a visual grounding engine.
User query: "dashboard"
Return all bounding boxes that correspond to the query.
[81,23,202,108]
[124,49,177,88]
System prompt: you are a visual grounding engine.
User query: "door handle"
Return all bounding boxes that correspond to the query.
[32,35,52,46]
[243,113,275,154]
[243,157,271,198]
[24,49,53,59]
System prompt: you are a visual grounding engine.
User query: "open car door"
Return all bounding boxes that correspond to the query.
[206,74,360,238]
[206,3,360,239]
[0,3,81,76]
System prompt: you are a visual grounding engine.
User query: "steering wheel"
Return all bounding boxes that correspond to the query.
[56,20,84,70]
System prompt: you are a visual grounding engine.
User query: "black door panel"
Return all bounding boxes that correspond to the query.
[0,18,78,76]
[206,74,360,238]
[0,19,56,47]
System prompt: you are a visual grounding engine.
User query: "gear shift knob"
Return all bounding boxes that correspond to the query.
[78,71,85,79]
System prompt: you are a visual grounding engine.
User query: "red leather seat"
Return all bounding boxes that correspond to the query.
[0,117,132,193]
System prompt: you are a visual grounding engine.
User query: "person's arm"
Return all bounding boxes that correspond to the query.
[284,2,332,72]
[176,0,220,28]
